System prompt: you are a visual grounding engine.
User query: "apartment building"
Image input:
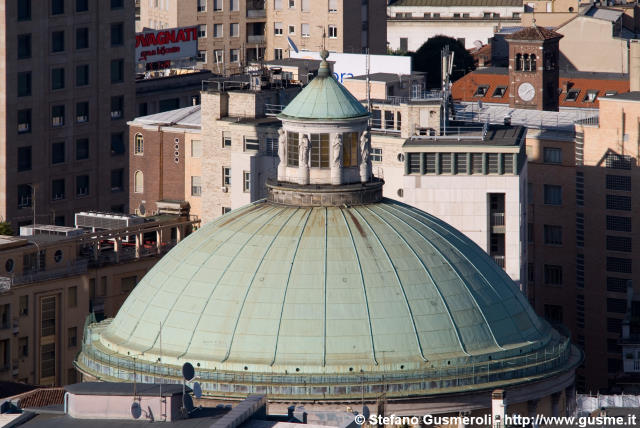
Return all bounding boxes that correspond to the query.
[387,0,523,52]
[0,216,199,387]
[266,0,387,60]
[141,0,267,74]
[1,0,136,229]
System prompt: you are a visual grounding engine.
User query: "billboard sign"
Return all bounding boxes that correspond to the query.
[290,51,412,83]
[135,26,198,65]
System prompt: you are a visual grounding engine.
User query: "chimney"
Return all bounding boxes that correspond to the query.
[491,389,506,428]
[630,40,640,91]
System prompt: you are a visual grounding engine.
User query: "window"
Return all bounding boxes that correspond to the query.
[230,49,239,62]
[274,22,283,35]
[214,23,223,37]
[606,175,631,191]
[51,68,65,90]
[110,0,123,9]
[110,59,124,83]
[607,257,632,273]
[584,90,598,103]
[190,140,202,158]
[111,169,124,192]
[289,0,295,7]
[223,133,232,147]
[605,153,632,170]
[301,0,310,10]
[606,194,631,211]
[76,138,89,160]
[244,137,259,151]
[19,337,28,357]
[111,132,124,155]
[230,0,238,10]
[287,132,299,166]
[607,215,631,232]
[301,23,310,37]
[76,0,88,12]
[544,304,563,323]
[339,132,357,167]
[328,25,337,38]
[565,89,580,102]
[52,179,65,200]
[544,265,563,285]
[243,172,251,192]
[121,276,137,293]
[607,235,632,252]
[607,277,628,293]
[18,109,32,134]
[474,85,488,97]
[222,167,231,186]
[76,64,89,86]
[17,184,32,208]
[18,34,32,59]
[18,72,31,97]
[197,50,206,63]
[18,0,31,20]
[274,48,283,60]
[111,23,124,46]
[214,0,222,10]
[197,0,206,11]
[186,175,200,197]
[76,175,89,196]
[492,86,506,98]
[134,134,144,155]
[68,327,77,348]
[76,101,89,123]
[400,38,408,51]
[230,23,239,37]
[134,171,144,193]
[543,147,561,164]
[110,96,124,120]
[198,24,207,38]
[68,286,77,308]
[543,184,561,205]
[51,105,65,127]
[274,0,282,9]
[51,30,64,52]
[329,0,337,11]
[18,147,32,172]
[52,141,65,164]
[310,134,330,168]
[408,153,421,173]
[544,225,562,245]
[454,153,467,173]
[222,207,231,214]
[371,148,382,162]
[51,0,64,15]
[76,28,89,49]
[608,318,622,334]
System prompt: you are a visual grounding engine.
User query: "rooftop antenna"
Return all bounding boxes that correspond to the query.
[366,48,371,112]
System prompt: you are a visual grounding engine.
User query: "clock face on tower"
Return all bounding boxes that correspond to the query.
[518,82,536,102]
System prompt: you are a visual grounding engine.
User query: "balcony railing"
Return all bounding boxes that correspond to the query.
[247,9,266,18]
[492,255,505,268]
[12,259,89,287]
[491,212,505,226]
[247,35,265,44]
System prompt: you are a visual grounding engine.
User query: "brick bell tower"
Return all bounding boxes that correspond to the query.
[506,23,563,111]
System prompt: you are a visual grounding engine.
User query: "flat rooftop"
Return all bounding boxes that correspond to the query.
[454,102,598,131]
[65,382,189,397]
[403,124,526,147]
[348,72,426,83]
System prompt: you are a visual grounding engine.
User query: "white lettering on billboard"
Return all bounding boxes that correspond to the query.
[135,27,198,65]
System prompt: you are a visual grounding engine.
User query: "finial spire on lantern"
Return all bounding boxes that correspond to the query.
[318,50,330,77]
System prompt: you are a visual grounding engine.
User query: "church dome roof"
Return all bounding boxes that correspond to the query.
[278,51,369,121]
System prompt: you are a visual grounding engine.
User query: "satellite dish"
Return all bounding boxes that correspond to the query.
[182,362,195,381]
[363,406,370,419]
[193,382,202,399]
[287,37,299,54]
[131,402,142,419]
[474,40,483,49]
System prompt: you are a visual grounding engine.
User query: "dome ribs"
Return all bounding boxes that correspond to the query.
[176,206,286,360]
[350,207,430,362]
[269,208,313,367]
[369,204,505,352]
[383,202,544,340]
[220,208,301,363]
[339,207,379,366]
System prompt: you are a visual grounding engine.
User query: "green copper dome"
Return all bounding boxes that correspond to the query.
[278,51,369,121]
[94,199,551,373]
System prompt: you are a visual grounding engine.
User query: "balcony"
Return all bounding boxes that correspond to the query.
[247,35,265,44]
[490,212,505,233]
[247,9,266,18]
[492,255,505,268]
